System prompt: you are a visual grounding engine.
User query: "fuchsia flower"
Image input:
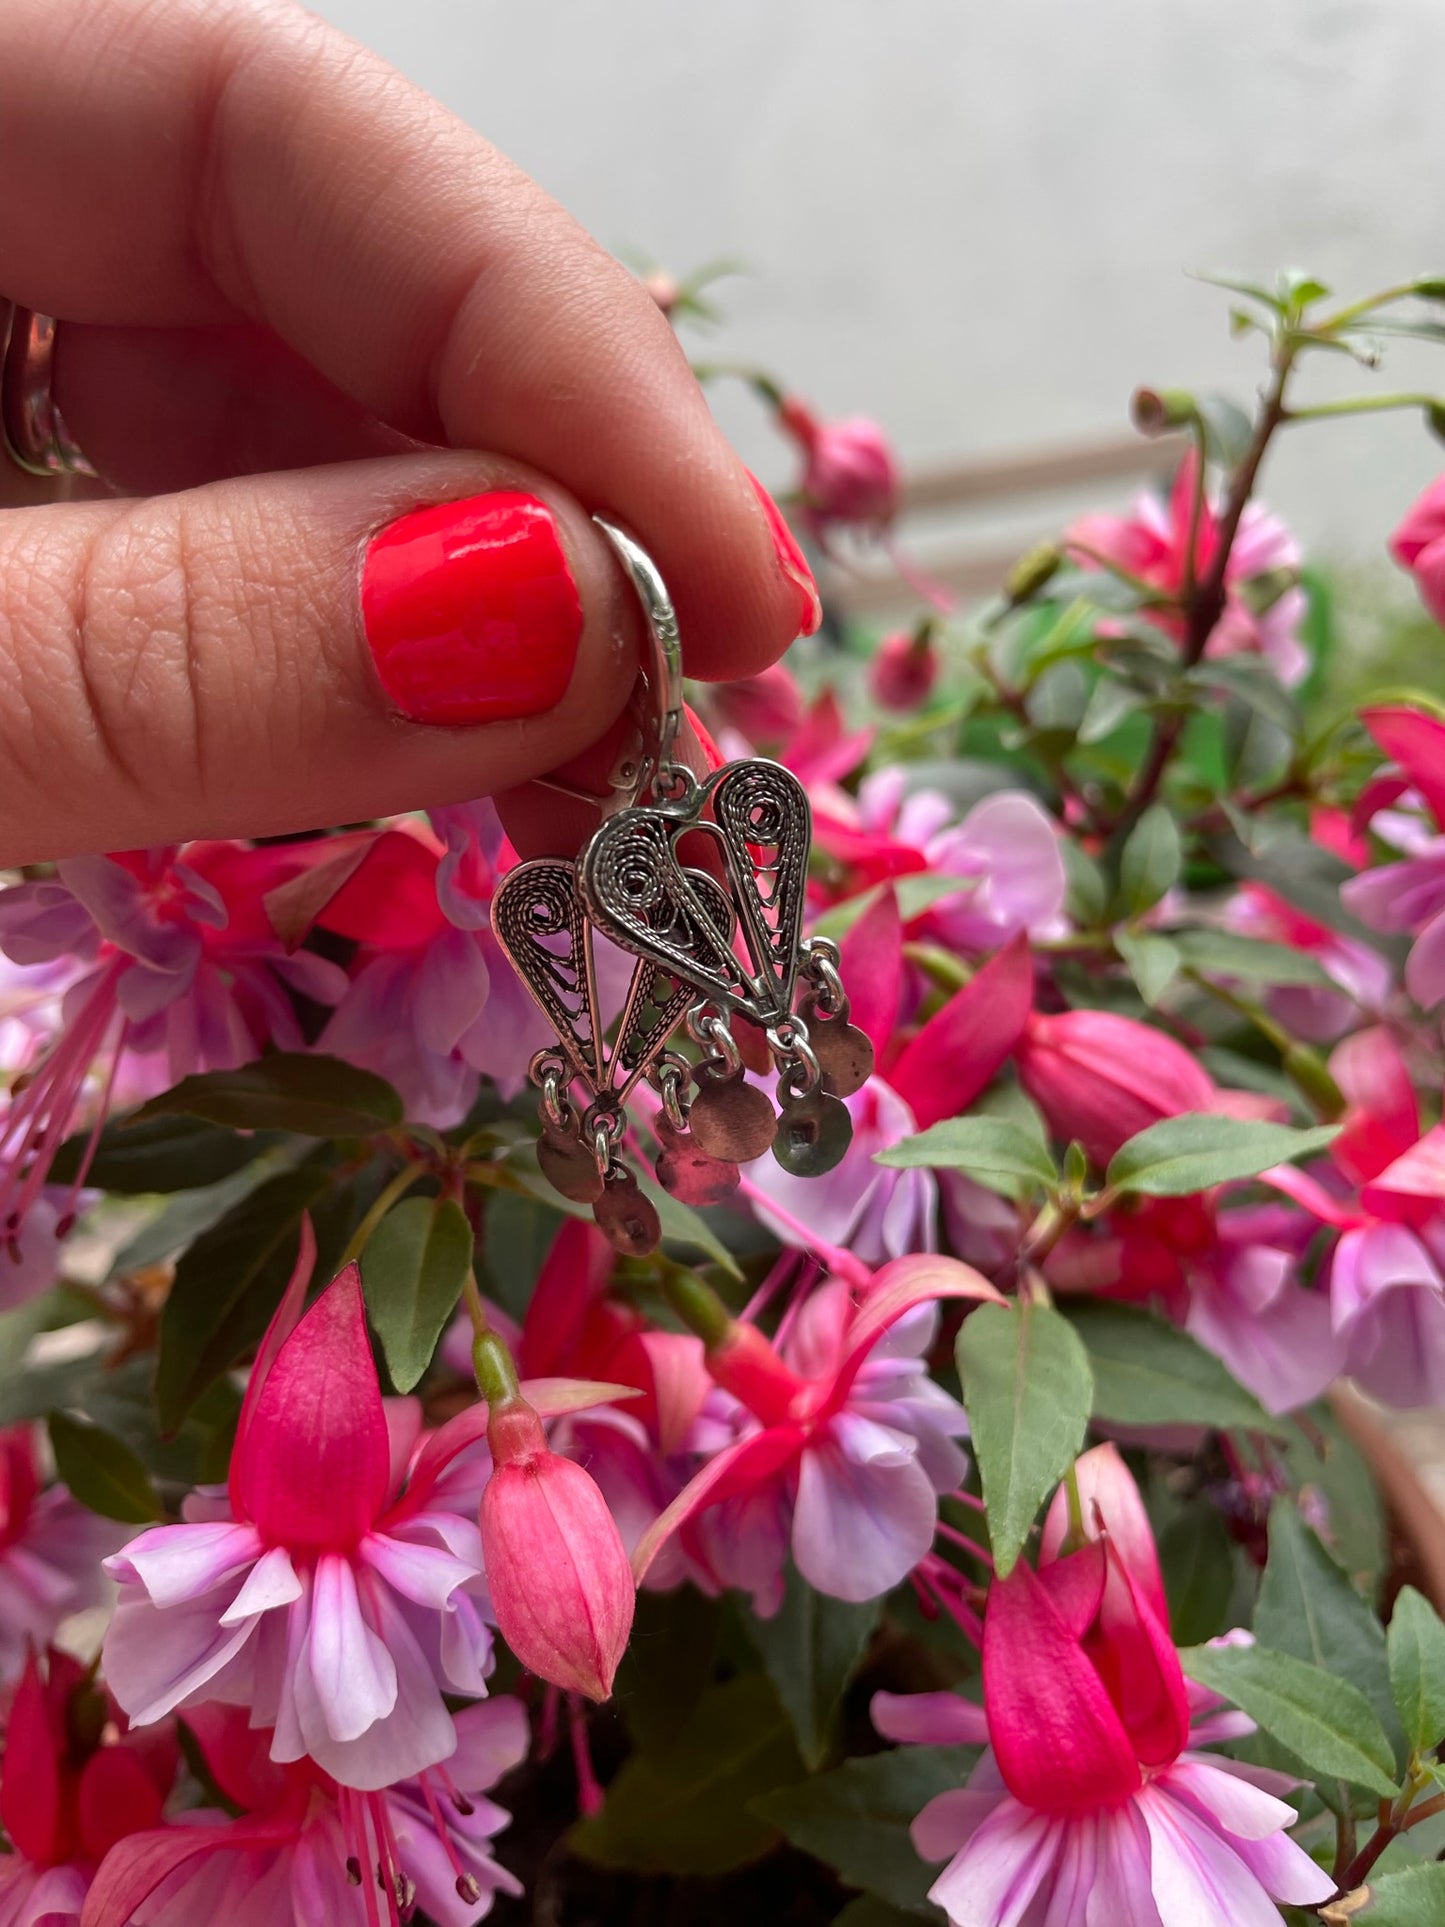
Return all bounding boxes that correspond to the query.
[1066,451,1309,686]
[815,772,1067,958]
[0,843,345,1243]
[633,1258,997,1614]
[317,811,548,1125]
[82,1698,528,1927]
[1390,474,1445,625]
[1343,706,1445,1010]
[869,628,940,712]
[103,1250,502,1789]
[0,1649,177,1927]
[0,1425,119,1683]
[748,898,1034,1265]
[481,1394,635,1702]
[778,397,902,545]
[1224,881,1392,1043]
[874,1445,1333,1925]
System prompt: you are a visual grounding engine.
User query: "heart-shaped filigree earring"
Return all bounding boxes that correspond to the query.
[491,517,874,1253]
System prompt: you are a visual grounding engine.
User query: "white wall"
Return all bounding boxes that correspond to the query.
[313,0,1445,568]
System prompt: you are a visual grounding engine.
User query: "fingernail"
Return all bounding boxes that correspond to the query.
[747,470,822,638]
[362,491,583,725]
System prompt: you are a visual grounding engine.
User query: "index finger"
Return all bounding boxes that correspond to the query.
[0,0,818,678]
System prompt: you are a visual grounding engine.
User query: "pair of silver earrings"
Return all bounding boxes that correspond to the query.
[490,520,873,1255]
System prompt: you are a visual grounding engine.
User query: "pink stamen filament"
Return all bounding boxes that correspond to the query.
[734,1174,871,1289]
[0,963,123,1231]
[935,1518,996,1573]
[419,1773,478,1898]
[567,1693,604,1818]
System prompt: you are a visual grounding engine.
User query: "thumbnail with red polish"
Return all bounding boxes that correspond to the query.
[746,470,822,638]
[362,491,583,726]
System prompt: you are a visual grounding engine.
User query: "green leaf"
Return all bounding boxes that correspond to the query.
[47,1412,162,1523]
[742,1562,881,1769]
[570,1674,803,1876]
[876,1116,1056,1199]
[1116,929,1181,1006]
[1157,1503,1239,1647]
[638,1169,743,1280]
[1257,1504,1401,1772]
[1180,1641,1399,1797]
[1388,1587,1445,1757]
[361,1196,472,1393]
[1196,393,1255,467]
[1105,1113,1340,1197]
[155,1165,332,1431]
[1327,1864,1445,1925]
[1171,927,1334,988]
[134,1053,403,1138]
[1076,676,1149,745]
[834,1900,931,1927]
[112,1155,290,1274]
[1064,1301,1272,1431]
[1119,803,1182,915]
[614,1587,722,1757]
[1188,657,1302,738]
[48,1114,270,1194]
[955,1303,1092,1576]
[1060,838,1108,926]
[752,1746,976,1914]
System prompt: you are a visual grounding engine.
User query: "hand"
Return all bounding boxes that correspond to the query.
[0,0,818,867]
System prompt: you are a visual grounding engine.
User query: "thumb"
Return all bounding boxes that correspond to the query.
[0,452,651,865]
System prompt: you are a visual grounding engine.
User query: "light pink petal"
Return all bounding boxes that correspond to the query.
[1088,1804,1163,1927]
[305,1553,398,1742]
[358,1530,480,1610]
[1039,1443,1167,1624]
[872,1689,990,1747]
[447,1696,532,1792]
[107,1522,262,1608]
[928,1799,1060,1927]
[1407,907,1445,1008]
[911,1784,1006,1863]
[102,1588,258,1726]
[793,1429,937,1601]
[1226,1820,1336,1906]
[1138,1785,1292,1927]
[835,1254,1003,1398]
[1163,1758,1299,1840]
[414,926,491,1057]
[887,933,1033,1128]
[218,1545,302,1626]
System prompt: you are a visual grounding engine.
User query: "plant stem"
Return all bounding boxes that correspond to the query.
[335,1159,428,1271]
[1108,342,1296,848]
[1285,391,1443,422]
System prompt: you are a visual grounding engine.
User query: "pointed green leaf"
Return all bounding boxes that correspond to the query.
[751,1746,978,1914]
[876,1116,1056,1198]
[570,1675,803,1876]
[134,1052,403,1137]
[955,1303,1092,1576]
[1119,804,1182,916]
[1064,1301,1271,1431]
[742,1563,882,1769]
[1116,929,1181,1006]
[1106,1114,1340,1197]
[1171,927,1334,988]
[47,1412,162,1524]
[48,1114,271,1194]
[1388,1586,1445,1758]
[1180,1641,1399,1797]
[361,1196,473,1393]
[1328,1863,1445,1924]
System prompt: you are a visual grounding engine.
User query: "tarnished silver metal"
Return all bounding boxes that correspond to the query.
[593,516,685,803]
[772,1087,853,1177]
[0,304,98,478]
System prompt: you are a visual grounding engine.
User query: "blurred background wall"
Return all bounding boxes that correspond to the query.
[314,0,1445,579]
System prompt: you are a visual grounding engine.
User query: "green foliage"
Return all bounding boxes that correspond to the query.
[955,1303,1092,1576]
[361,1196,472,1393]
[1064,1301,1272,1431]
[1118,803,1183,915]
[1387,1587,1445,1759]
[876,1116,1056,1199]
[752,1746,976,1915]
[1157,1503,1239,1646]
[1105,1113,1340,1196]
[47,1113,271,1193]
[571,1674,804,1876]
[47,1411,162,1523]
[135,1052,403,1137]
[742,1563,882,1769]
[1180,1641,1400,1798]
[614,1587,722,1757]
[1329,1864,1445,1924]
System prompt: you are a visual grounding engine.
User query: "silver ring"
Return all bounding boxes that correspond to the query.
[593,515,684,803]
[1,302,99,479]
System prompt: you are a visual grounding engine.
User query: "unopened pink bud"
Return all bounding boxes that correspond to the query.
[1016,1010,1215,1169]
[481,1398,634,1701]
[868,629,938,712]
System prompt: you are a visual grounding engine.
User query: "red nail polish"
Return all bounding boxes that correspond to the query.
[747,471,822,638]
[362,491,583,726]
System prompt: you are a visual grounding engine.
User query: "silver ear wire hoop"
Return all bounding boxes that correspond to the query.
[593,516,685,803]
[0,303,99,479]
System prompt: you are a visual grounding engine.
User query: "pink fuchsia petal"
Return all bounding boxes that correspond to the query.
[839,885,904,1057]
[305,1553,398,1742]
[928,792,1067,952]
[983,1559,1142,1813]
[911,1785,1006,1865]
[1033,1541,1109,1640]
[357,1530,480,1613]
[79,1815,301,1927]
[1137,1782,1305,1927]
[1388,480,1445,570]
[1407,906,1445,1009]
[631,1424,807,1587]
[228,1217,317,1519]
[888,932,1033,1129]
[0,1654,63,1865]
[76,1745,168,1864]
[927,1797,1060,1927]
[1090,1546,1192,1769]
[1362,1123,1445,1226]
[107,1521,263,1608]
[871,1689,991,1748]
[1039,1442,1168,1626]
[1162,1758,1300,1841]
[518,1218,613,1378]
[218,1545,303,1626]
[833,1255,1003,1402]
[238,1265,390,1550]
[102,1584,259,1726]
[791,1422,937,1601]
[447,1695,531,1790]
[1329,1026,1421,1182]
[1364,703,1445,822]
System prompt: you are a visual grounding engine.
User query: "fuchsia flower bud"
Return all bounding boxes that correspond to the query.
[779,397,901,540]
[1016,1008,1216,1167]
[868,628,939,712]
[480,1396,634,1702]
[1390,475,1445,625]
